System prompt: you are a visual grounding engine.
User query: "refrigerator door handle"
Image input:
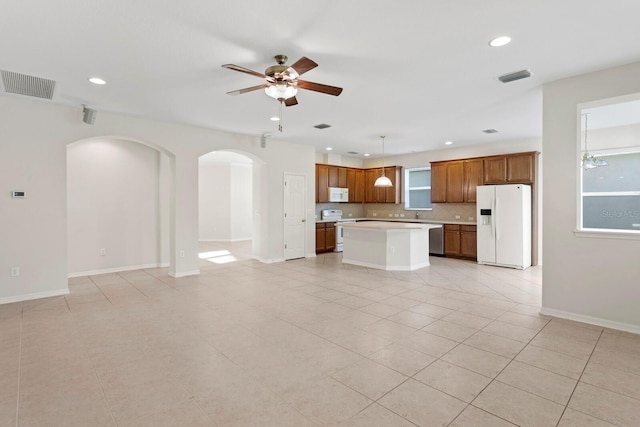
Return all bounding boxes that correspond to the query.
[493,195,498,241]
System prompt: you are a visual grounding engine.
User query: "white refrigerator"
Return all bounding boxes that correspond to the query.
[476,184,531,269]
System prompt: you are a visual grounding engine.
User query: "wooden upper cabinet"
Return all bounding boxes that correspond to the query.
[347,168,364,203]
[384,166,402,204]
[431,162,447,203]
[483,152,536,184]
[364,169,379,203]
[463,159,483,203]
[338,167,348,188]
[483,156,507,184]
[507,153,535,183]
[328,166,339,187]
[362,166,402,203]
[446,161,464,203]
[316,164,329,202]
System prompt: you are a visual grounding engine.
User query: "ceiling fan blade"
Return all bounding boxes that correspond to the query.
[295,79,343,96]
[221,64,266,79]
[288,57,318,76]
[284,96,298,107]
[226,83,269,95]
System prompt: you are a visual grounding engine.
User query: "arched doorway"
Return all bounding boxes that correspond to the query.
[197,150,257,265]
[67,137,174,276]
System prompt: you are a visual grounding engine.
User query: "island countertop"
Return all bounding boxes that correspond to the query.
[340,221,442,230]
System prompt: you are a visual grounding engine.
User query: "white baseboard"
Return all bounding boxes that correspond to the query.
[343,258,430,271]
[199,238,252,242]
[540,306,640,335]
[169,269,200,278]
[254,257,285,264]
[68,263,166,278]
[0,288,70,305]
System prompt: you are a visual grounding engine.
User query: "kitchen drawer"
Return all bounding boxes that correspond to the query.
[460,225,476,232]
[444,224,460,231]
[316,222,326,230]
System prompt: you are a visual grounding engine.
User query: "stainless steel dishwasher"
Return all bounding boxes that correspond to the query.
[429,226,444,256]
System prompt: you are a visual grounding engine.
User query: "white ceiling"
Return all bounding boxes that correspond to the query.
[3,0,640,158]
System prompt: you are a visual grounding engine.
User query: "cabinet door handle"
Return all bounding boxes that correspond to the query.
[301,219,306,222]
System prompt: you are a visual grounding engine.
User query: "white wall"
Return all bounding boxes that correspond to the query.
[364,138,542,169]
[198,161,253,241]
[0,96,316,304]
[230,163,253,240]
[67,139,163,274]
[199,163,231,241]
[542,60,640,332]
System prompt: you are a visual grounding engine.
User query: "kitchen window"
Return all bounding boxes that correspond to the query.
[582,152,640,231]
[404,167,432,210]
[578,95,640,237]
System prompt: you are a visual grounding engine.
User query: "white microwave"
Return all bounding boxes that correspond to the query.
[328,187,349,202]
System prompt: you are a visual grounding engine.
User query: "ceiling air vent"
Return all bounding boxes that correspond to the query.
[314,123,331,129]
[347,151,359,155]
[1,70,56,99]
[482,129,498,134]
[498,69,531,84]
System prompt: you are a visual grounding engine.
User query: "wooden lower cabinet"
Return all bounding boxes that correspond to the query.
[444,225,461,256]
[444,224,477,260]
[460,225,477,259]
[315,222,336,253]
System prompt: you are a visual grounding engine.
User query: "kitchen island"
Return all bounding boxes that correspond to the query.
[341,221,442,271]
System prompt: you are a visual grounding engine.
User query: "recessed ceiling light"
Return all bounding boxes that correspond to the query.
[326,147,332,151]
[88,77,106,85]
[489,36,511,47]
[270,116,280,121]
[445,141,453,145]
[364,153,370,157]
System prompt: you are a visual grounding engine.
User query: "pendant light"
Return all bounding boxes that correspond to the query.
[374,135,393,187]
[581,113,608,169]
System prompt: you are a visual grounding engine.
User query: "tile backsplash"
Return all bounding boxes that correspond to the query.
[315,203,476,222]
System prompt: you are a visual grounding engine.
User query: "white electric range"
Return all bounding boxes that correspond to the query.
[321,209,356,252]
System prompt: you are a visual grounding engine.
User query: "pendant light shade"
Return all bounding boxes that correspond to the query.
[374,174,393,187]
[374,135,393,187]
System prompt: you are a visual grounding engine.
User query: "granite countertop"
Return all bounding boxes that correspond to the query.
[316,217,476,225]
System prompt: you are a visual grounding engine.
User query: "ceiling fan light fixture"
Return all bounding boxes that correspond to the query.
[265,83,297,100]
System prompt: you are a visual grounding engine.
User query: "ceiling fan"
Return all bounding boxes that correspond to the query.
[222,55,343,107]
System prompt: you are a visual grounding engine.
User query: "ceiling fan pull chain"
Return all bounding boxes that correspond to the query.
[278,100,283,132]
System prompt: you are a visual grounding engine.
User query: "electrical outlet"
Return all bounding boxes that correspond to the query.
[100,248,106,256]
[348,213,352,217]
[400,214,405,217]
[10,266,20,277]
[372,213,377,217]
[394,214,399,217]
[388,214,393,217]
[179,250,185,258]
[468,216,474,221]
[455,215,461,219]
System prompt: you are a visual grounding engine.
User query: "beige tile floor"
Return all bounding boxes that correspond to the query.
[2,241,639,426]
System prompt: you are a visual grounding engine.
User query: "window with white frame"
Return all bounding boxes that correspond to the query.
[579,97,640,234]
[404,167,432,210]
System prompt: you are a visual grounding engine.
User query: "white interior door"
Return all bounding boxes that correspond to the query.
[284,173,306,260]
